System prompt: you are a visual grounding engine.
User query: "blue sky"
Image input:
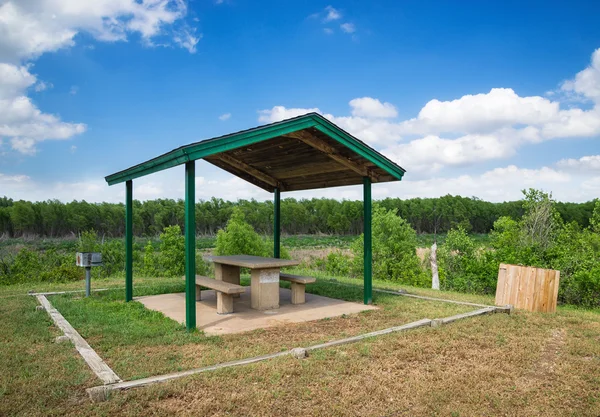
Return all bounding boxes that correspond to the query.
[1,0,599,203]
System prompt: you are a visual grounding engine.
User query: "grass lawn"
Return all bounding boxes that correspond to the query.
[49,277,475,381]
[1,275,599,416]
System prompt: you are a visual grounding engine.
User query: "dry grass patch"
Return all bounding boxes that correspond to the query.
[3,278,599,416]
[51,281,474,380]
[74,309,600,417]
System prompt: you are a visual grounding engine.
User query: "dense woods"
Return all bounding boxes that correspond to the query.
[0,195,596,238]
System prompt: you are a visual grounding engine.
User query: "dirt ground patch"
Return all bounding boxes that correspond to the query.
[289,247,352,264]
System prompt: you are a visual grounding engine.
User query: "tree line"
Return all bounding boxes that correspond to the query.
[0,195,596,238]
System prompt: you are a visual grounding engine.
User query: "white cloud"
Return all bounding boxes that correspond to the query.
[581,176,600,192]
[0,0,199,155]
[382,133,517,174]
[69,86,78,95]
[398,165,576,202]
[561,48,600,103]
[258,106,321,123]
[331,115,402,144]
[257,104,402,145]
[173,27,201,54]
[313,6,356,37]
[258,48,600,174]
[540,106,600,139]
[0,63,36,97]
[557,155,600,171]
[324,6,341,22]
[34,80,52,92]
[0,172,30,184]
[399,88,560,135]
[349,97,397,118]
[219,113,231,121]
[0,64,86,154]
[0,0,196,63]
[340,22,355,34]
[4,157,598,203]
[0,163,271,203]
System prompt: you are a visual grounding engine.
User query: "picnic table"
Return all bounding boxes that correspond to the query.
[204,255,300,311]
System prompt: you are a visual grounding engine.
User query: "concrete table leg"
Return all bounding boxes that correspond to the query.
[251,268,280,310]
[215,263,241,298]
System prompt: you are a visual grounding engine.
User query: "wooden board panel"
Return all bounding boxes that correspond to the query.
[494,264,560,313]
[550,270,560,312]
[494,264,507,306]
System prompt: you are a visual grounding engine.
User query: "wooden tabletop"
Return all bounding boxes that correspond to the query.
[204,255,300,269]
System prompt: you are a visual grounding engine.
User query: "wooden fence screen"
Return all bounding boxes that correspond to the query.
[494,264,560,313]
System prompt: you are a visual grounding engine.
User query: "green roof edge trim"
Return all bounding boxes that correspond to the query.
[105,113,405,186]
[311,115,405,180]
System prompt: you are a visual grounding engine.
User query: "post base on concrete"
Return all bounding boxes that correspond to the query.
[494,304,514,314]
[291,347,308,359]
[430,319,443,328]
[87,385,113,402]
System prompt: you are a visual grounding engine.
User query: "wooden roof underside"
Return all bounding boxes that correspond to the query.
[203,126,398,192]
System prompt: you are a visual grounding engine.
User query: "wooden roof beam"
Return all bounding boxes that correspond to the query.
[283,131,379,181]
[214,153,286,190]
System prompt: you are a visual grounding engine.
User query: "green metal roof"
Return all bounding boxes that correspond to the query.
[105,113,406,190]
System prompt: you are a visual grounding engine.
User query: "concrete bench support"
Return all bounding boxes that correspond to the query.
[290,282,305,304]
[183,275,245,314]
[280,273,316,305]
[217,292,234,314]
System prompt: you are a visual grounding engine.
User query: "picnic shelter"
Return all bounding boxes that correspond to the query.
[105,113,406,330]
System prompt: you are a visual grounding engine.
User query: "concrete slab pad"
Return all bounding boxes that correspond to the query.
[136,288,377,336]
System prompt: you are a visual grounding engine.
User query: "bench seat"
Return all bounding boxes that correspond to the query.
[280,273,316,304]
[183,275,245,314]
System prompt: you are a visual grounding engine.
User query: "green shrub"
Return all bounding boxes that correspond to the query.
[195,253,213,276]
[439,226,497,294]
[352,206,426,286]
[437,191,600,304]
[548,222,600,307]
[0,247,81,285]
[561,267,600,307]
[142,240,159,277]
[159,225,185,277]
[325,250,351,276]
[99,239,125,278]
[38,248,81,282]
[215,208,269,257]
[590,200,600,233]
[78,229,100,252]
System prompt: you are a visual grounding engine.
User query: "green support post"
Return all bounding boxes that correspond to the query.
[363,177,372,305]
[125,180,133,302]
[185,161,196,331]
[273,187,281,258]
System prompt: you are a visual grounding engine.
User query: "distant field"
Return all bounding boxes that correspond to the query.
[0,233,492,253]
